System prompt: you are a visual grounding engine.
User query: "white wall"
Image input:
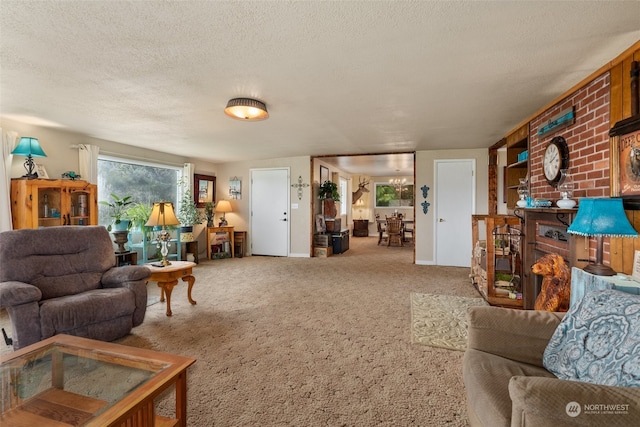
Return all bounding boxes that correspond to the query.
[414,149,489,264]
[3,117,491,263]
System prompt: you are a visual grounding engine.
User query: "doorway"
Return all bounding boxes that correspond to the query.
[435,159,475,267]
[250,168,289,256]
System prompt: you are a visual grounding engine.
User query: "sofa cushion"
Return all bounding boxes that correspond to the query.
[463,348,555,427]
[39,287,136,338]
[543,289,640,387]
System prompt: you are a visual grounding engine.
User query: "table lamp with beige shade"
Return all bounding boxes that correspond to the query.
[146,201,180,267]
[216,200,232,226]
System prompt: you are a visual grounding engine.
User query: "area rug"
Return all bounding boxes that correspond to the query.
[410,293,488,351]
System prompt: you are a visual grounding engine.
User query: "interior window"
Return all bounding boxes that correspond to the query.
[97,156,181,227]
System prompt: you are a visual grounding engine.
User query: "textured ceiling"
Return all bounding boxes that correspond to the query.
[1,1,639,175]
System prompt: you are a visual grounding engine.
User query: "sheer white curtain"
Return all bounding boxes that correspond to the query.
[78,144,100,184]
[1,129,18,232]
[183,162,195,196]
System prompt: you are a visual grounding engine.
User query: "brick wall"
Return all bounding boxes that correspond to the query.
[528,73,611,265]
[529,73,611,201]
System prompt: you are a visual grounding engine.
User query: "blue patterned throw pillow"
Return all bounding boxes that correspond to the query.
[543,289,640,387]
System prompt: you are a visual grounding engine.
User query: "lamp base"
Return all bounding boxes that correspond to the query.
[583,263,616,276]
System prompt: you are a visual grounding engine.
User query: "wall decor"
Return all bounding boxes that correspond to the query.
[229,176,241,199]
[421,185,429,199]
[421,200,430,214]
[320,165,329,184]
[610,115,640,208]
[194,174,216,208]
[536,106,575,138]
[291,175,310,200]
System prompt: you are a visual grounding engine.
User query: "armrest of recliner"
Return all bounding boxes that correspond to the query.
[509,376,640,426]
[102,265,150,286]
[467,306,564,368]
[102,266,150,327]
[0,281,42,308]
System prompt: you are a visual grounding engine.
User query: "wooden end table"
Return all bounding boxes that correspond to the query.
[145,261,197,316]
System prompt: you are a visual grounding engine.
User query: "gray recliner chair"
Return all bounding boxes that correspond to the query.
[0,226,150,350]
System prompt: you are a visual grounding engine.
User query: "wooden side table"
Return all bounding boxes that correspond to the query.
[115,251,137,266]
[145,261,197,316]
[353,219,369,237]
[207,226,235,259]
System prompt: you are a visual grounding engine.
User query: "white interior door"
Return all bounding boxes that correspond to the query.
[250,168,289,256]
[435,159,475,267]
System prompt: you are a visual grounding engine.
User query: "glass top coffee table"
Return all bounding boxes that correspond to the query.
[0,334,196,426]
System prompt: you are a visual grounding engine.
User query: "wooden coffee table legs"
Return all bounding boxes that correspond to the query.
[145,261,198,317]
[158,275,197,316]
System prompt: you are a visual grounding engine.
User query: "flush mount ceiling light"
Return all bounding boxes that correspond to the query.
[224,98,269,121]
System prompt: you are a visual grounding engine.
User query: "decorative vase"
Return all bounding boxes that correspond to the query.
[323,198,337,219]
[112,230,129,253]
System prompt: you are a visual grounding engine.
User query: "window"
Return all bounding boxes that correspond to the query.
[97,156,182,227]
[339,177,348,216]
[375,182,414,208]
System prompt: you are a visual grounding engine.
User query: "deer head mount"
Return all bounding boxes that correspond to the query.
[352,177,370,204]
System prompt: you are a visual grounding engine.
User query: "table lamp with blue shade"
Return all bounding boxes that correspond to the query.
[11,137,47,179]
[567,197,638,276]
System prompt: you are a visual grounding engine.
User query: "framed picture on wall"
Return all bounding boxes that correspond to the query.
[320,165,329,184]
[194,174,216,208]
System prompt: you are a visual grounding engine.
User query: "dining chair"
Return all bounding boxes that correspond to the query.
[376,215,387,245]
[385,217,403,247]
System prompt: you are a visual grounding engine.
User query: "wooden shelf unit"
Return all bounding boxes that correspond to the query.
[471,215,523,308]
[11,178,98,229]
[505,124,529,209]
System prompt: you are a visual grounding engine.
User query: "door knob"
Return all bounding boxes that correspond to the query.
[439,218,445,222]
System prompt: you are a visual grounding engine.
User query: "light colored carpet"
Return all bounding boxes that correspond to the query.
[411,293,488,352]
[1,237,481,426]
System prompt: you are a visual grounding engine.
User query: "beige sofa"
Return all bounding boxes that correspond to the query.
[463,300,640,427]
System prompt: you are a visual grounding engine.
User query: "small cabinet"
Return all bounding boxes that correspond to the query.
[470,215,523,308]
[353,219,369,237]
[11,178,97,229]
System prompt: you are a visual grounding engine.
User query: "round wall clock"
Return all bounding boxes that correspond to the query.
[543,136,569,187]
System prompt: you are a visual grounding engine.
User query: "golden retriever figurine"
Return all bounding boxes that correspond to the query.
[531,253,571,312]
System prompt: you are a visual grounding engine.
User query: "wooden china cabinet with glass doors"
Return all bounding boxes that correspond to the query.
[10,178,98,229]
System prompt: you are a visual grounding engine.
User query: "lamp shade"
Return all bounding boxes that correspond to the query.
[567,198,638,237]
[224,98,269,121]
[215,200,232,213]
[146,202,180,227]
[11,137,47,157]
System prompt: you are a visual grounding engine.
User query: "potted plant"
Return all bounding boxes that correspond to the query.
[319,180,340,219]
[125,202,153,242]
[99,193,133,231]
[177,187,205,242]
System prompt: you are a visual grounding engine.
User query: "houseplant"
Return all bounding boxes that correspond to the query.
[177,187,205,242]
[319,180,340,219]
[99,193,133,231]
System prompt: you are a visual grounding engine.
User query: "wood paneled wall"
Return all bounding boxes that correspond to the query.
[610,46,640,274]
